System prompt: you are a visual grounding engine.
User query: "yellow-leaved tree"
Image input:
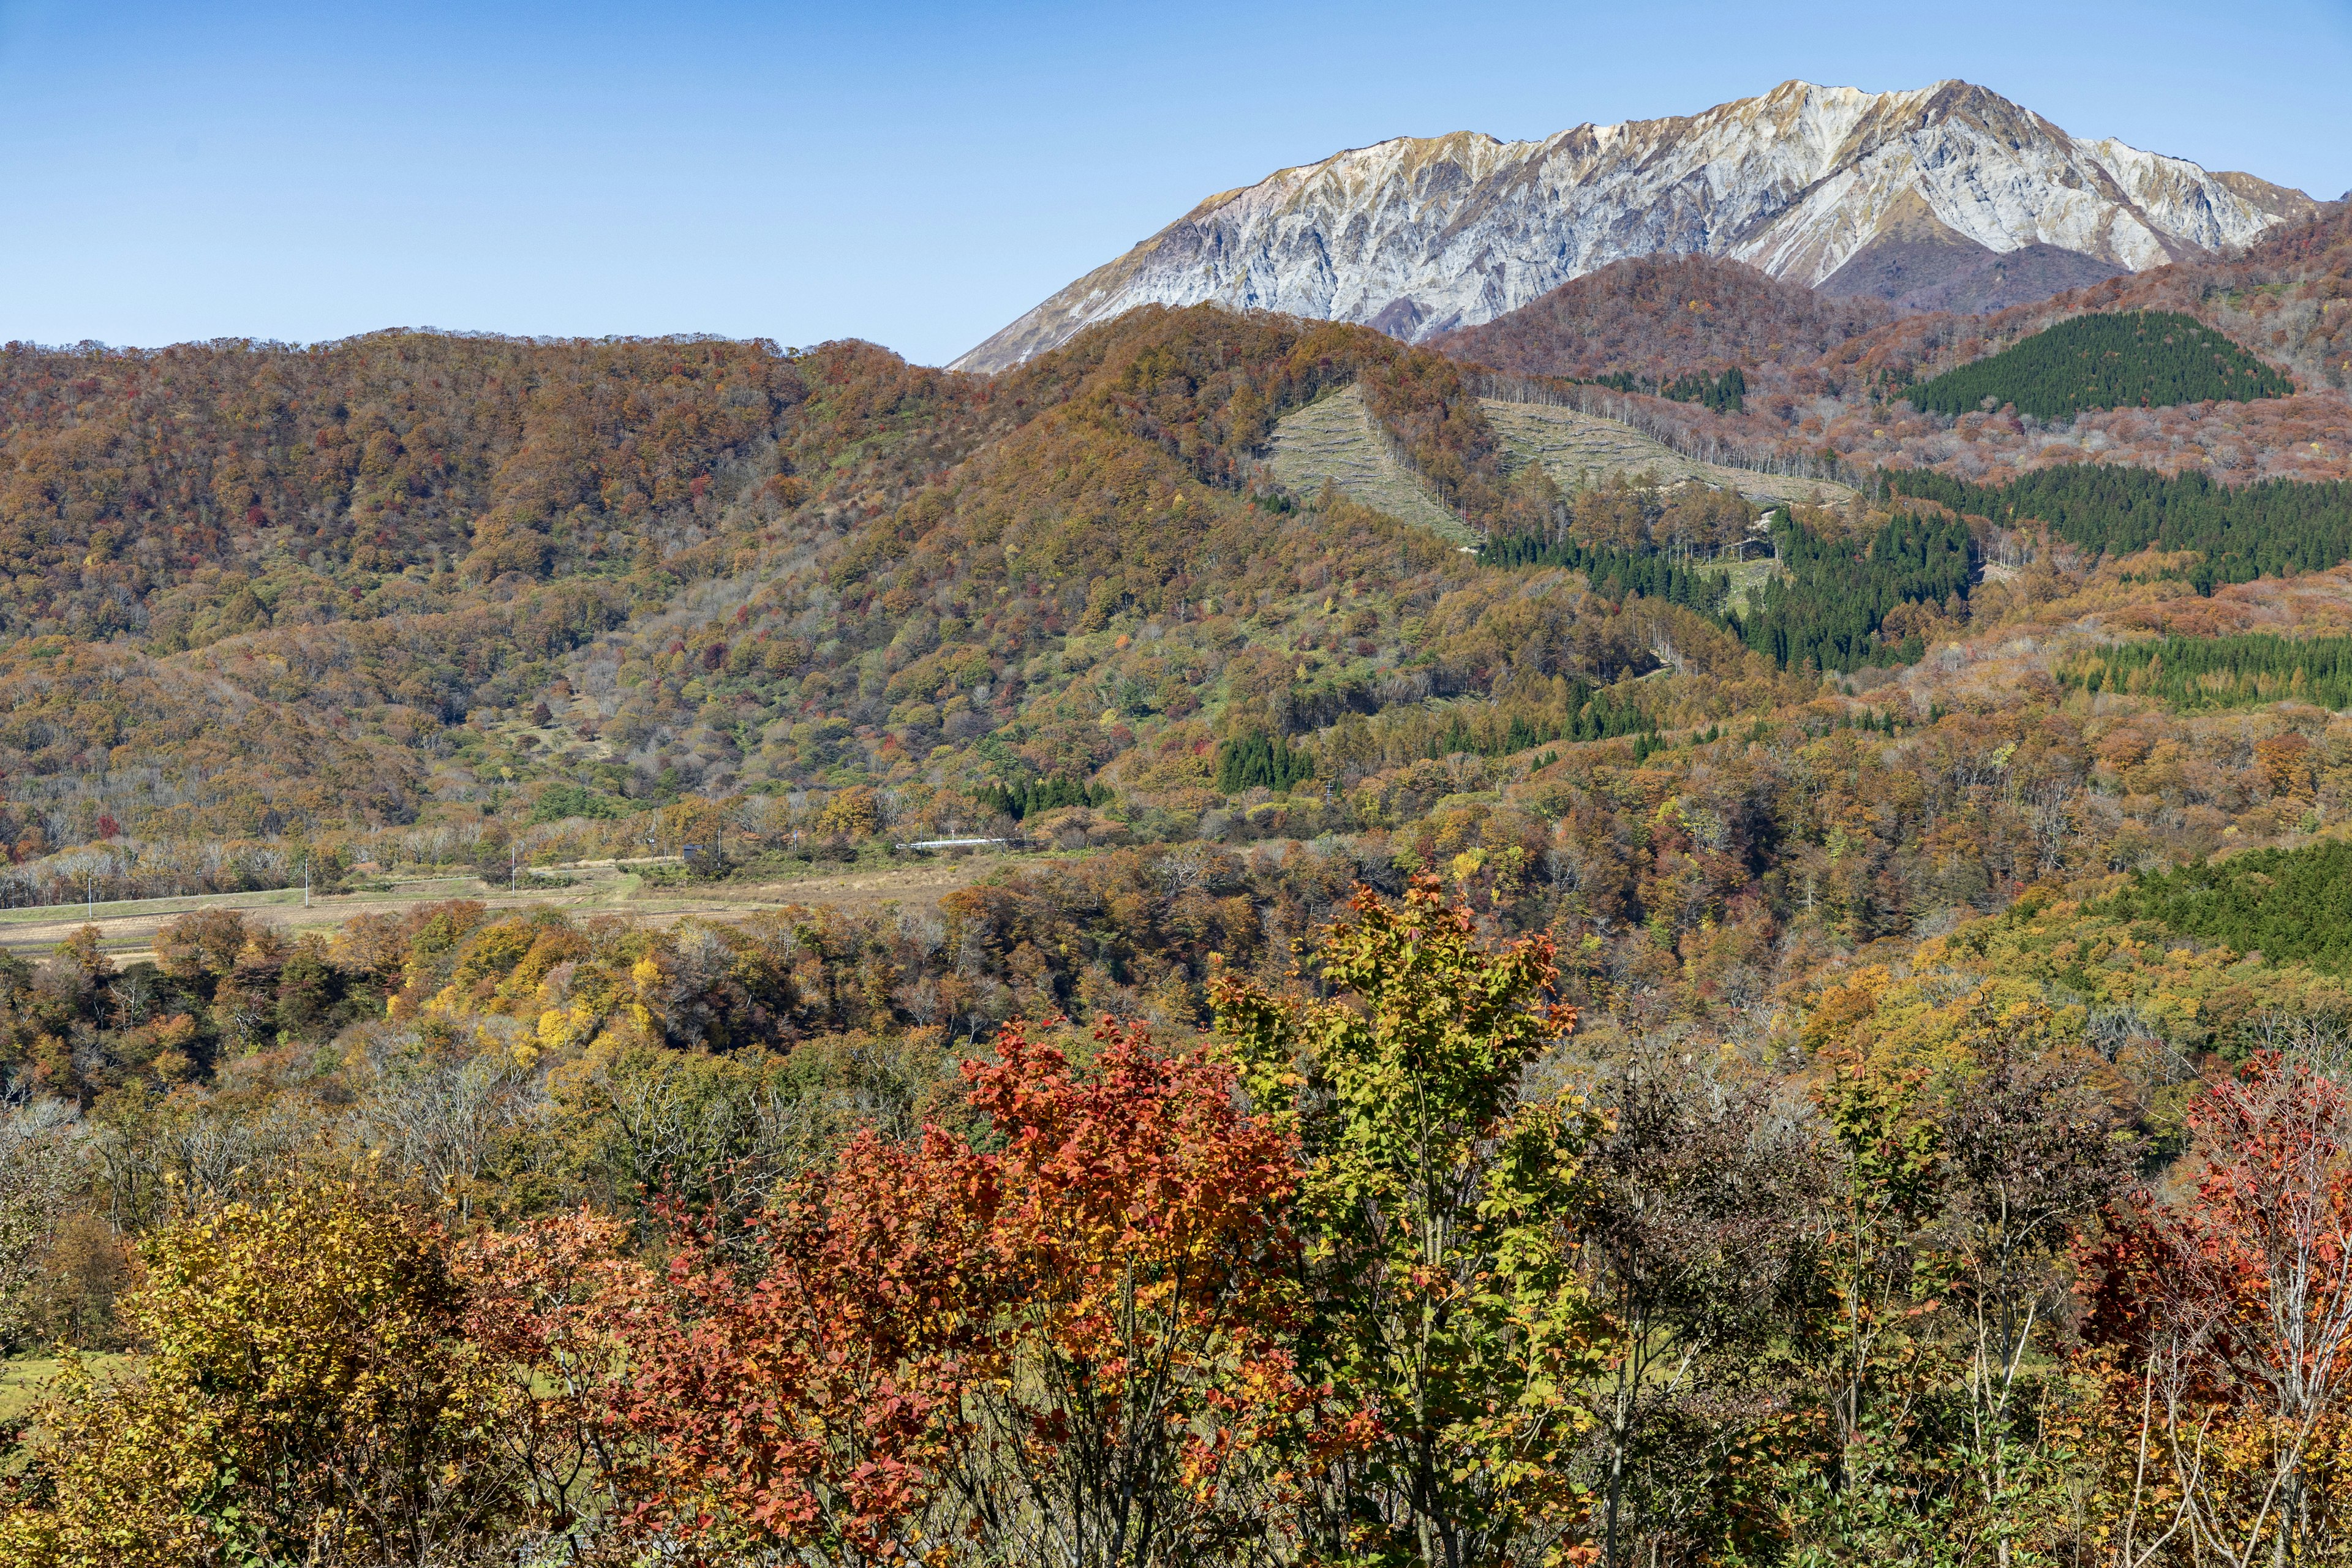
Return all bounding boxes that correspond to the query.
[0,1171,618,1567]
[1212,872,1602,1568]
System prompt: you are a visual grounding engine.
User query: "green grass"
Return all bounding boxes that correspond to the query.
[1265,385,1483,546]
[1,1352,134,1423]
[1695,554,1782,616]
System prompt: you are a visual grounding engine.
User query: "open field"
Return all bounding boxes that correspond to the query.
[1695,552,1784,614]
[1479,398,1857,506]
[0,1354,134,1425]
[1265,384,1483,546]
[0,851,1017,963]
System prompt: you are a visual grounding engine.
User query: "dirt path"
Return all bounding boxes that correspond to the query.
[0,880,611,964]
[631,858,989,919]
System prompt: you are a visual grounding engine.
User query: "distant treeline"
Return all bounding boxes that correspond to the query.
[530,783,635,823]
[1215,678,1657,791]
[1485,509,1973,674]
[1905,311,2294,419]
[2093,839,2352,974]
[1426,682,1654,758]
[2055,633,2352,712]
[1587,366,1749,415]
[1891,465,2352,592]
[1477,535,1735,618]
[973,774,1115,821]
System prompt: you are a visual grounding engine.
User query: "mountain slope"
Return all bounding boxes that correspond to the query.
[957,79,2313,372]
[1433,253,1892,382]
[1812,188,2132,312]
[1262,385,1479,545]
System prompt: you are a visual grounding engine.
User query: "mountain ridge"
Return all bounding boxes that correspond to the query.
[956,78,2315,372]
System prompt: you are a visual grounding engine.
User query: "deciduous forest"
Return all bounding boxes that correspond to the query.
[9,197,2352,1567]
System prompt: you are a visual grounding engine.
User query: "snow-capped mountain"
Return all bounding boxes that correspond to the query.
[954,79,2314,372]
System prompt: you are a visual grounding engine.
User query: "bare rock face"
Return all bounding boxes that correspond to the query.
[955,79,2313,372]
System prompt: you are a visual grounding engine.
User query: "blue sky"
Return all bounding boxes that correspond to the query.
[2,0,2347,366]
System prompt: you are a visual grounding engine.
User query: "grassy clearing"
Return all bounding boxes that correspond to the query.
[1480,398,1855,507]
[0,846,1036,960]
[1694,554,1784,615]
[1265,384,1483,546]
[1,1353,135,1423]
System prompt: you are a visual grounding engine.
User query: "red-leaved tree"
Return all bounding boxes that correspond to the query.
[605,1016,1330,1567]
[2080,1050,2352,1566]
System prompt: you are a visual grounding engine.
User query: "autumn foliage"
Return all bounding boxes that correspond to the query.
[2077,1052,2352,1560]
[599,1013,1324,1564]
[24,866,2352,1563]
[0,1174,612,1566]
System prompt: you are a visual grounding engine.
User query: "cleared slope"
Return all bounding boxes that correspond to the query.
[1479,399,1855,505]
[1263,384,1481,545]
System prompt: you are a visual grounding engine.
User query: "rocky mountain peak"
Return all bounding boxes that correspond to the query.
[954,80,2314,373]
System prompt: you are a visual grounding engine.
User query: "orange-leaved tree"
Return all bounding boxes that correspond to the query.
[605,1117,997,1563]
[606,1014,1321,1566]
[452,1206,647,1553]
[2079,1050,2352,1565]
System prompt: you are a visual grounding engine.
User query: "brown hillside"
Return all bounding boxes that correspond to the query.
[1431,254,1893,382]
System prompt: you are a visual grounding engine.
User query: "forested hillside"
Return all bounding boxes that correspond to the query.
[1893,463,2352,587]
[2093,837,2352,973]
[21,216,2352,1564]
[1434,252,1891,412]
[0,311,1531,880]
[1903,310,2293,417]
[1425,203,2352,491]
[2057,631,2352,709]
[1481,497,1972,672]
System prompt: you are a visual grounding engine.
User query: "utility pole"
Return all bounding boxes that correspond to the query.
[303,854,311,909]
[87,869,94,921]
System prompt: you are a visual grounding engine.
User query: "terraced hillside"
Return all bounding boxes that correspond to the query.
[1263,383,1482,545]
[1479,398,1856,505]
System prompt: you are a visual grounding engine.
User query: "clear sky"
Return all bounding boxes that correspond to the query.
[2,0,2347,367]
